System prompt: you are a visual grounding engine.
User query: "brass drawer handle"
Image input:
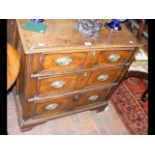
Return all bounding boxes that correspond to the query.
[74,94,79,100]
[91,51,96,56]
[56,57,72,66]
[44,103,58,110]
[88,95,99,101]
[83,72,88,77]
[108,54,120,62]
[98,74,109,81]
[50,80,66,88]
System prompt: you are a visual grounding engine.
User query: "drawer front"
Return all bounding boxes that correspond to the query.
[77,89,108,107]
[42,52,86,73]
[86,67,123,88]
[38,74,79,96]
[95,50,130,67]
[34,96,71,117]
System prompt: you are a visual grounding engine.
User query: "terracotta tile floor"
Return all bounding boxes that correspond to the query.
[7,91,130,135]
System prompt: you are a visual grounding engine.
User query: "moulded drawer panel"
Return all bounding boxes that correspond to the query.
[38,74,78,96]
[95,50,130,67]
[42,52,87,73]
[86,67,123,88]
[34,96,71,117]
[77,89,108,107]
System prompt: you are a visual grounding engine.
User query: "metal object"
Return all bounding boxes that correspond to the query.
[98,74,109,81]
[74,94,79,100]
[44,103,58,110]
[50,80,66,88]
[91,51,96,56]
[88,95,99,101]
[108,54,120,62]
[56,57,72,66]
[83,72,88,77]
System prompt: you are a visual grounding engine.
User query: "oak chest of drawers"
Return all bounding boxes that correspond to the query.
[8,19,140,131]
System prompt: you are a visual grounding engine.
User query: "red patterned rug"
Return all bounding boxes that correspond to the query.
[110,77,148,135]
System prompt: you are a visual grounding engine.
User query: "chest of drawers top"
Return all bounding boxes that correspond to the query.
[16,19,140,54]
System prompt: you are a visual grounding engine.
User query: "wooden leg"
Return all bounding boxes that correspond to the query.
[96,106,107,113]
[90,102,108,113]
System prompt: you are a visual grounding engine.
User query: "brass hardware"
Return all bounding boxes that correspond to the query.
[74,94,79,100]
[83,72,88,77]
[56,57,72,66]
[91,50,96,56]
[88,95,99,101]
[108,54,120,62]
[98,74,109,81]
[50,80,66,88]
[44,103,58,110]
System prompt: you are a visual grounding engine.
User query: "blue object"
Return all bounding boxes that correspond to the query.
[24,20,47,33]
[31,19,44,23]
[107,19,126,31]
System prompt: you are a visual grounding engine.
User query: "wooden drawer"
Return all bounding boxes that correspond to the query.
[38,73,79,96]
[33,88,108,118]
[34,96,72,117]
[95,50,130,67]
[31,67,123,97]
[86,67,123,88]
[77,89,108,107]
[42,52,87,73]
